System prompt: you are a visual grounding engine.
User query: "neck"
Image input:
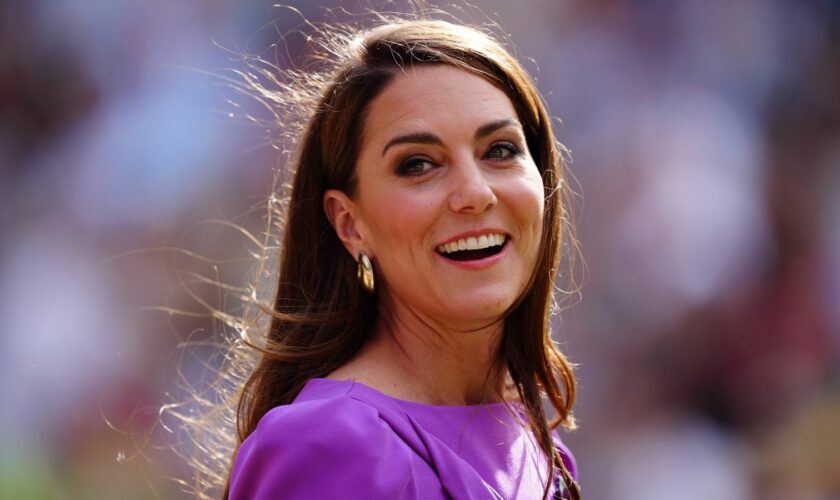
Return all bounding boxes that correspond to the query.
[342,293,507,406]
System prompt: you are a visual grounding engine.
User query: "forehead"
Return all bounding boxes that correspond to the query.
[361,65,519,145]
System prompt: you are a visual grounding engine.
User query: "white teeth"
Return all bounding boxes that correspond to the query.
[436,233,507,254]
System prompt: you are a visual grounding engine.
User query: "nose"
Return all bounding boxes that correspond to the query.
[447,156,497,214]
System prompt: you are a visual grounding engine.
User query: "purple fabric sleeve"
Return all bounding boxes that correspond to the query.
[554,433,579,481]
[228,396,415,499]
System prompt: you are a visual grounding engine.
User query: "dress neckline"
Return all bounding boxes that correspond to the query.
[304,377,517,413]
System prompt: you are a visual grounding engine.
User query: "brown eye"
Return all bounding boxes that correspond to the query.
[485,142,522,160]
[396,156,436,176]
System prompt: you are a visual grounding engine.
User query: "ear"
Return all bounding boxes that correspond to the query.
[323,189,369,259]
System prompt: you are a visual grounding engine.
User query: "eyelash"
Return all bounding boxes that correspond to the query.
[396,156,437,177]
[395,141,524,177]
[485,141,523,160]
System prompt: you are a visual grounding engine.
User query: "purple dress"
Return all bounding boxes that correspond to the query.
[229,378,577,499]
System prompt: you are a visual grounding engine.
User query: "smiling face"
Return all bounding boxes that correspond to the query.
[325,64,545,328]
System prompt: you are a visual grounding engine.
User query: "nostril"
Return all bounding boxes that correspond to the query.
[448,186,498,214]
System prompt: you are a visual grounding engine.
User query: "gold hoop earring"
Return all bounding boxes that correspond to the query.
[356,252,374,294]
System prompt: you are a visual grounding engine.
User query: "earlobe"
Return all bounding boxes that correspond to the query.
[323,189,366,256]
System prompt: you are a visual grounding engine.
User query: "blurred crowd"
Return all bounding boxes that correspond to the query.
[1,1,838,499]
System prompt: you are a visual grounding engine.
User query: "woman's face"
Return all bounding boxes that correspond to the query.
[329,64,545,328]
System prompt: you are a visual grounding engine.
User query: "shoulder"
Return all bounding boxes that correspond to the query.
[246,388,383,448]
[229,383,415,499]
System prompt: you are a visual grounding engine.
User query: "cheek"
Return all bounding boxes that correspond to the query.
[513,176,547,281]
[360,189,437,256]
[512,176,547,276]
[515,171,546,232]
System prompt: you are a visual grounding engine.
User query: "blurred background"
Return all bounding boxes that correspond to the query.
[1,0,838,498]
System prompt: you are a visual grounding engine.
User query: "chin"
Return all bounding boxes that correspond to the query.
[439,292,519,326]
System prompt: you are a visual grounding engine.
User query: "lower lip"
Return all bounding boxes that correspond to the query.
[435,239,510,269]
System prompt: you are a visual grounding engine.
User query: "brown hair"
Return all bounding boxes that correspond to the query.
[174,16,579,500]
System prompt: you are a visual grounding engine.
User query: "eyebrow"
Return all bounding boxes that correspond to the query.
[380,118,522,157]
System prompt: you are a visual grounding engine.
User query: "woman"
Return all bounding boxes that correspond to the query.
[217,17,580,500]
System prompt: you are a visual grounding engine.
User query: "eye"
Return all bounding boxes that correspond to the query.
[396,156,437,177]
[484,141,523,160]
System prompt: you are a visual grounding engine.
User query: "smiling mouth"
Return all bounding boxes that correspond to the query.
[436,233,508,262]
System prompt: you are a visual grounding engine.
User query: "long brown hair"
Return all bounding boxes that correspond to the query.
[174,16,580,500]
